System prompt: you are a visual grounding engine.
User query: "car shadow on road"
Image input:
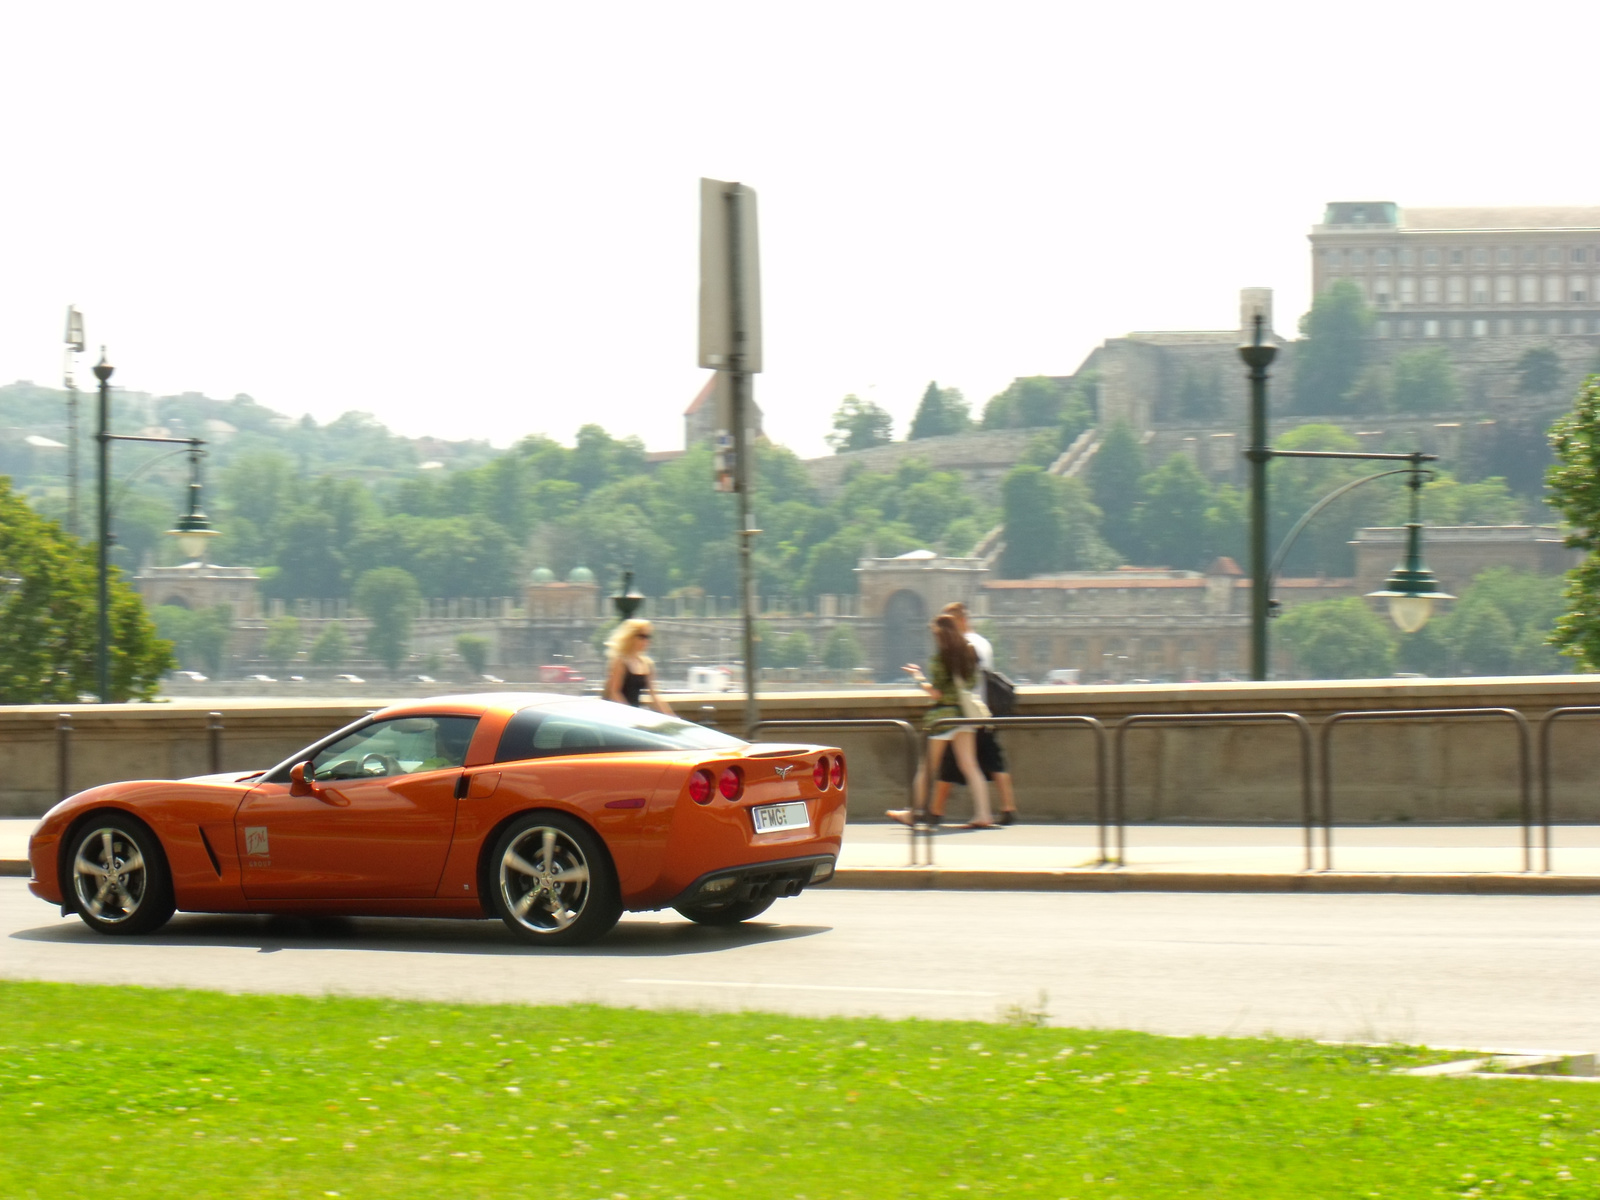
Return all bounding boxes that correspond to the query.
[9,913,831,958]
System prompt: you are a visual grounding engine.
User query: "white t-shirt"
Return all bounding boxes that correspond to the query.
[965,631,993,703]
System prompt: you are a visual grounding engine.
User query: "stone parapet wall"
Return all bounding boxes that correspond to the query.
[7,677,1600,824]
[801,428,1048,502]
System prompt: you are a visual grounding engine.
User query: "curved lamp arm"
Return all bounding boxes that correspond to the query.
[1267,466,1435,600]
[107,444,202,525]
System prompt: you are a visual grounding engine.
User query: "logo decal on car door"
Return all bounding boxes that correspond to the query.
[245,827,270,856]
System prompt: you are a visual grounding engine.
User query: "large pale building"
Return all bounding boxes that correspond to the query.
[1310,202,1600,341]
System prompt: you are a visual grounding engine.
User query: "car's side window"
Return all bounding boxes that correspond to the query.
[311,716,479,781]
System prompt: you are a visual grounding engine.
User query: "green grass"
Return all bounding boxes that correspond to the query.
[2,982,1598,1199]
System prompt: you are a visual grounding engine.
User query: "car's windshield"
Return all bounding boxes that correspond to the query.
[495,700,744,762]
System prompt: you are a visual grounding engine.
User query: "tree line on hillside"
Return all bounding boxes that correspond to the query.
[827,375,1096,453]
[996,420,1527,580]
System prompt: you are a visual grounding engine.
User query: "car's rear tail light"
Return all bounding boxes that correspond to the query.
[813,757,830,791]
[831,755,846,790]
[688,769,715,804]
[718,765,744,801]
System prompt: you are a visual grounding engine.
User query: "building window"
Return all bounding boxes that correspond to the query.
[1470,276,1490,303]
[1401,320,1416,338]
[1496,275,1515,303]
[1575,248,1589,264]
[1524,247,1540,265]
[1328,249,1343,268]
[1546,275,1564,303]
[1520,275,1540,303]
[1472,248,1489,266]
[1422,277,1441,303]
[1450,249,1464,266]
[1548,318,1563,335]
[1399,247,1416,267]
[1424,320,1440,337]
[1523,318,1539,333]
[1575,318,1589,335]
[1376,248,1393,267]
[1594,274,1600,302]
[1498,247,1514,266]
[1373,278,1391,305]
[1398,276,1417,304]
[1350,248,1366,268]
[1448,319,1465,337]
[1498,318,1513,335]
[1472,319,1488,337]
[1446,276,1465,304]
[1424,248,1440,266]
[1572,278,1589,302]
[1548,247,1564,265]
[1376,320,1391,339]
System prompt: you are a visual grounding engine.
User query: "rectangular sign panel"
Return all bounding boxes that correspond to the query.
[698,178,763,373]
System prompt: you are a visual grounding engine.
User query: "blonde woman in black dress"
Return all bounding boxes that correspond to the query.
[604,619,674,715]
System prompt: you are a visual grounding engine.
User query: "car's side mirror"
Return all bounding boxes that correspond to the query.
[289,761,318,798]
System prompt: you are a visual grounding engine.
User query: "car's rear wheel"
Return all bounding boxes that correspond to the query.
[489,812,621,947]
[674,896,776,926]
[68,814,175,936]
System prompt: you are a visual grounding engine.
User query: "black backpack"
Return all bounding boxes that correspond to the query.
[984,669,1017,717]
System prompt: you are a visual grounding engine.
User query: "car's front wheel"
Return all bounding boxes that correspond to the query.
[68,814,175,936]
[488,813,621,947]
[674,897,776,926]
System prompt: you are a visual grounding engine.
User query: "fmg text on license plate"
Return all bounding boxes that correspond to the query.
[751,801,809,833]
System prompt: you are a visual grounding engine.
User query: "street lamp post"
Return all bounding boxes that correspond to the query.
[1237,317,1450,681]
[92,348,216,702]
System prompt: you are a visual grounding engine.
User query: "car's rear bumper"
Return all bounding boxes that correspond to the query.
[665,854,835,910]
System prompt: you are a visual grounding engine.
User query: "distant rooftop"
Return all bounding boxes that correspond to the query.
[1319,201,1600,233]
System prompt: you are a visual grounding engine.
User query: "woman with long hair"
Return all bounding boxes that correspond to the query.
[603,619,674,715]
[890,612,994,829]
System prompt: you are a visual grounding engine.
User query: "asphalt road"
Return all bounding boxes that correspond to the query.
[5,878,1599,1051]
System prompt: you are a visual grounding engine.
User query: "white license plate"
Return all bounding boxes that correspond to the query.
[751,801,809,833]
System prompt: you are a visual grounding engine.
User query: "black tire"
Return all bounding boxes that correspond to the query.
[487,812,621,947]
[674,896,776,926]
[66,814,175,936]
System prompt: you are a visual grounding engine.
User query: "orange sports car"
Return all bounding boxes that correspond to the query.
[27,695,846,946]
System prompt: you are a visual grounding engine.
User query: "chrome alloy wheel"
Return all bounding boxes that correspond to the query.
[498,825,592,935]
[73,827,149,924]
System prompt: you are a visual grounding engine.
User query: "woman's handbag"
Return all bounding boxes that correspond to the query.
[956,679,992,721]
[983,669,1017,717]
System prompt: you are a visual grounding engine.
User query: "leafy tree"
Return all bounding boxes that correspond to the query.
[262,616,301,675]
[907,382,972,440]
[998,467,1063,578]
[1516,346,1563,399]
[1084,421,1145,560]
[1276,597,1396,679]
[1290,280,1373,413]
[1378,474,1523,527]
[152,605,232,678]
[981,376,1071,429]
[1269,425,1385,579]
[309,621,349,668]
[1390,348,1460,412]
[1547,378,1600,668]
[769,630,812,669]
[0,479,174,702]
[456,633,489,677]
[826,395,893,453]
[354,567,421,673]
[821,625,863,671]
[267,509,349,599]
[1448,594,1517,675]
[1134,454,1212,570]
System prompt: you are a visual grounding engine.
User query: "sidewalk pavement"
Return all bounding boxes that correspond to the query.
[8,817,1600,894]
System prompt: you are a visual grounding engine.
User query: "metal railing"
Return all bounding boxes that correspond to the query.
[1321,707,1537,872]
[926,715,1111,862]
[1113,712,1317,870]
[749,719,925,865]
[1535,706,1600,875]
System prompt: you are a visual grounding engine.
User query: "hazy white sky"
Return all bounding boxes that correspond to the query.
[2,1,1597,460]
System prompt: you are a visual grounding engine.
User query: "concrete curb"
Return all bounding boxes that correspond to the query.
[9,856,1600,895]
[824,867,1600,895]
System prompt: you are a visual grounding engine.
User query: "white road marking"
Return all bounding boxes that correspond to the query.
[623,978,997,997]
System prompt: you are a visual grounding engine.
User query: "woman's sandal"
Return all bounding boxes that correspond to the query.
[888,809,944,827]
[959,821,998,830]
